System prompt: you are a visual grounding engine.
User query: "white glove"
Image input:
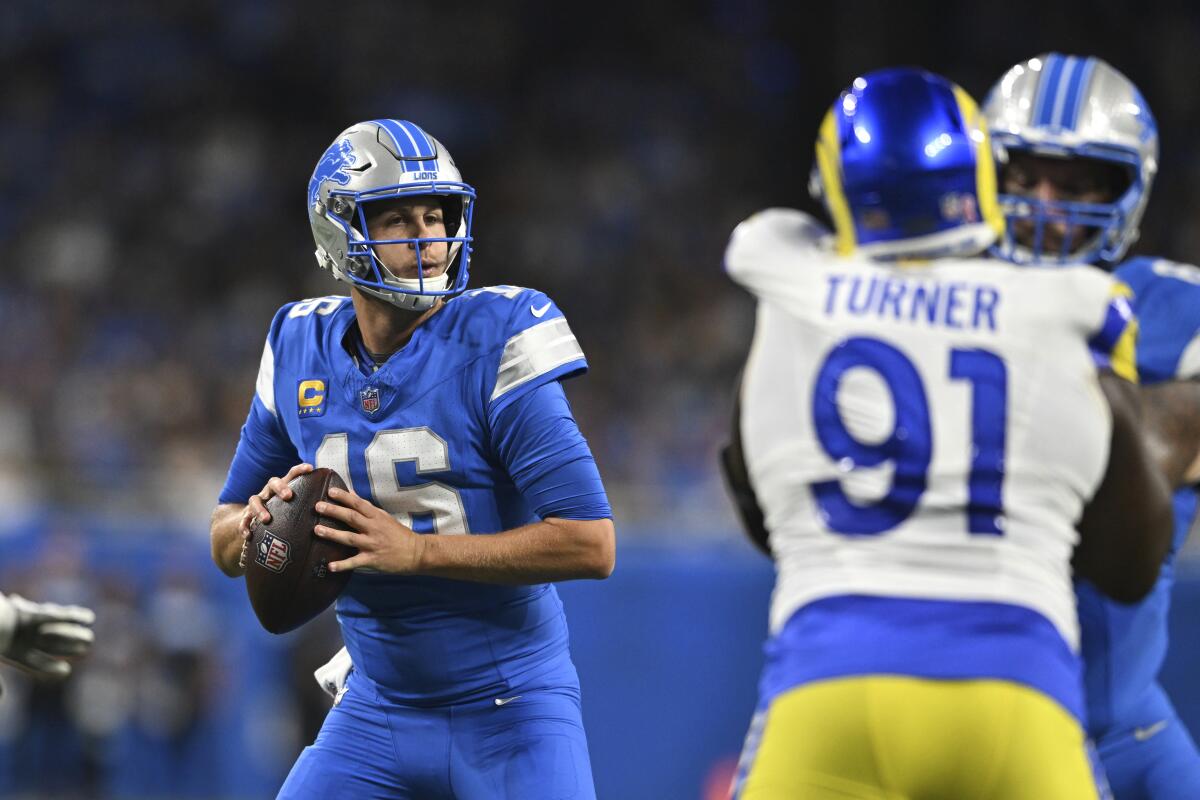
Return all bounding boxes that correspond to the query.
[0,592,95,679]
[313,646,353,702]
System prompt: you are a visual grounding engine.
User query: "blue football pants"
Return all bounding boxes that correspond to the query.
[1095,683,1200,800]
[277,671,596,799]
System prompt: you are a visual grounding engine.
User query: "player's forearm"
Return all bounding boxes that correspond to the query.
[1077,373,1173,602]
[416,518,615,584]
[210,503,248,577]
[1141,379,1200,487]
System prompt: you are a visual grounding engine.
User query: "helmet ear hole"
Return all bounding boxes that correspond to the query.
[1109,163,1137,204]
[329,197,354,220]
[441,197,464,234]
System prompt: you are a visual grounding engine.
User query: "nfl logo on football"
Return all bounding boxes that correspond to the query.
[256,532,292,573]
[360,385,381,414]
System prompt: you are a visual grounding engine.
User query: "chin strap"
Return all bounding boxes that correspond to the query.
[383,270,450,296]
[363,250,452,310]
[359,282,443,311]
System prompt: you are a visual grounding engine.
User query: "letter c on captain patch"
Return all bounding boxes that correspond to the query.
[297,379,327,417]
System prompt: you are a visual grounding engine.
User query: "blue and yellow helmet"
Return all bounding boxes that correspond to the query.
[811,67,1004,260]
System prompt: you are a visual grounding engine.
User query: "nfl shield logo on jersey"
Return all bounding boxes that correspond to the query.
[256,532,291,573]
[360,385,381,414]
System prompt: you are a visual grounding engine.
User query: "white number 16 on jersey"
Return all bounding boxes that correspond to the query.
[315,428,470,535]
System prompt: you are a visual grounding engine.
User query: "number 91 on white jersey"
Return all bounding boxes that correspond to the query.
[727,208,1137,651]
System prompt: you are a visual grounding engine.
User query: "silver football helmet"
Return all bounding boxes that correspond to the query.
[308,119,476,310]
[984,54,1158,265]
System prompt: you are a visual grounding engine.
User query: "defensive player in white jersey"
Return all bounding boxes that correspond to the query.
[986,54,1200,799]
[722,67,1173,799]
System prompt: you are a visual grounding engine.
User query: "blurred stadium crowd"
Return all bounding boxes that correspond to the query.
[5,1,1200,535]
[1,1,770,536]
[4,0,1200,796]
[0,522,340,797]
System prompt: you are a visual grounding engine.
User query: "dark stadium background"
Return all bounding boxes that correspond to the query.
[2,1,1198,797]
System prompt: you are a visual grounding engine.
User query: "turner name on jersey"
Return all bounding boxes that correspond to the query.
[726,208,1135,652]
[821,271,1001,332]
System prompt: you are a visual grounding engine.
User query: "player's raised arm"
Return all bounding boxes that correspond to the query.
[1075,371,1174,602]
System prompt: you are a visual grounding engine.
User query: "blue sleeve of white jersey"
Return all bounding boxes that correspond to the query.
[484,289,588,418]
[217,396,302,504]
[1087,286,1139,384]
[490,380,611,521]
[1114,257,1200,383]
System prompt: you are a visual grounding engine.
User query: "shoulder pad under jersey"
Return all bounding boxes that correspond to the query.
[1115,257,1200,381]
[448,285,589,412]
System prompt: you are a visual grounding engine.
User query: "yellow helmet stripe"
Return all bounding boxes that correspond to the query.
[816,108,856,255]
[952,85,1005,241]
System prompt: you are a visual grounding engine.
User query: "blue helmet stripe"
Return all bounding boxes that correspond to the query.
[1049,56,1081,128]
[414,124,438,171]
[395,120,438,171]
[372,119,409,174]
[373,119,439,172]
[1054,56,1084,128]
[1064,58,1098,130]
[1034,54,1067,126]
[1031,54,1057,125]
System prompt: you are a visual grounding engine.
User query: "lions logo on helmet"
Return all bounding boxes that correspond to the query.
[810,67,1004,261]
[308,139,356,209]
[308,119,477,311]
[985,54,1158,265]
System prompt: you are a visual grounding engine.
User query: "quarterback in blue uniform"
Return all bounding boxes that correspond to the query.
[987,54,1200,798]
[209,119,615,799]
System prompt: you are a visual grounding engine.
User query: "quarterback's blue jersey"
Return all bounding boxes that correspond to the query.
[1079,256,1200,737]
[219,286,611,707]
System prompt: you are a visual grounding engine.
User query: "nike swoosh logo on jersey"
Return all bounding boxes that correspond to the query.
[494,695,522,707]
[531,302,552,318]
[1133,720,1169,741]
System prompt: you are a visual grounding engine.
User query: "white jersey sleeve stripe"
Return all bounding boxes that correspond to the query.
[491,317,584,402]
[255,338,277,416]
[1176,333,1200,380]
